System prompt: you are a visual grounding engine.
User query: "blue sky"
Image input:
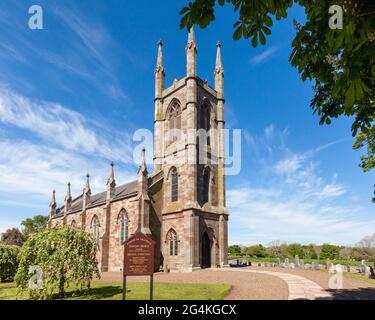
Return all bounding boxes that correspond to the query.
[0,0,373,246]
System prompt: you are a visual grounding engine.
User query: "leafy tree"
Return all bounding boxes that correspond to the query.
[245,244,267,257]
[228,245,242,256]
[287,243,305,258]
[1,228,24,246]
[267,240,288,258]
[180,0,375,199]
[0,243,20,282]
[320,243,340,260]
[21,215,49,239]
[15,226,100,299]
[304,244,318,259]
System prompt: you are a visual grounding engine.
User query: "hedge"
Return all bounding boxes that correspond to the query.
[0,243,20,282]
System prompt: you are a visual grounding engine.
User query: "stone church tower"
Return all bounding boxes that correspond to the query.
[48,29,229,272]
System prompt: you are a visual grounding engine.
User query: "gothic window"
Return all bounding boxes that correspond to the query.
[71,220,76,228]
[171,167,178,202]
[203,168,210,204]
[167,229,178,256]
[119,210,129,244]
[199,102,211,146]
[91,216,100,245]
[167,99,182,145]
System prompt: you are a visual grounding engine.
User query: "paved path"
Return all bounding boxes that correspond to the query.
[214,269,332,300]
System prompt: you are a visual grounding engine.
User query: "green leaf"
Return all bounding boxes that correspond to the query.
[233,25,243,40]
[345,82,355,109]
[259,31,266,45]
[251,34,258,47]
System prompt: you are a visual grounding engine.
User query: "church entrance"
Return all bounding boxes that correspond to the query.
[201,232,211,268]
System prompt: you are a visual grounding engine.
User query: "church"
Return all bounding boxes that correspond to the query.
[48,28,229,272]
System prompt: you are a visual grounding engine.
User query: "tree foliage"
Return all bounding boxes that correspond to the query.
[21,215,49,239]
[320,243,340,260]
[14,226,100,300]
[0,243,20,282]
[180,0,375,199]
[228,244,242,256]
[245,244,267,257]
[1,228,24,246]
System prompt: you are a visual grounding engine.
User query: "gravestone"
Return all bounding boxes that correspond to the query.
[312,261,318,270]
[361,260,367,274]
[300,259,304,268]
[285,258,289,267]
[275,257,281,266]
[295,255,300,267]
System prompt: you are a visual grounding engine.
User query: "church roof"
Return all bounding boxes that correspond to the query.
[54,180,138,218]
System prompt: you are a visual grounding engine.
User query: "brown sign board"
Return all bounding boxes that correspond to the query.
[123,231,155,276]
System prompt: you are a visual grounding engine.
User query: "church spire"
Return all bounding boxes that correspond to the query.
[186,26,197,77]
[64,182,72,213]
[214,41,224,98]
[49,189,56,217]
[138,147,148,176]
[106,161,116,202]
[155,39,165,98]
[82,173,91,212]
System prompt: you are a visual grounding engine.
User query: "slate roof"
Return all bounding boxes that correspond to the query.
[54,180,138,218]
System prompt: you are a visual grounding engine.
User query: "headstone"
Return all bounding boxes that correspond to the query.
[312,261,319,270]
[285,258,289,267]
[300,259,304,268]
[361,260,367,274]
[275,257,281,266]
[295,255,300,267]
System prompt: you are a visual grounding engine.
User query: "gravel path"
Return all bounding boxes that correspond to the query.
[246,266,375,300]
[98,267,375,300]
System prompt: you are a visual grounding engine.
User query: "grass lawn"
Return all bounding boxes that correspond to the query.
[0,281,230,300]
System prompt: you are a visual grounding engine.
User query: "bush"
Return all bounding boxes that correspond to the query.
[245,244,267,257]
[15,226,100,299]
[320,244,340,260]
[228,245,242,256]
[0,243,20,282]
[287,244,305,259]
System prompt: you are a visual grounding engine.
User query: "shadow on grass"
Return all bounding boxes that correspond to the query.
[324,287,375,300]
[64,285,124,300]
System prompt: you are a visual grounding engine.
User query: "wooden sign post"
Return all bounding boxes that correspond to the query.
[123,231,156,300]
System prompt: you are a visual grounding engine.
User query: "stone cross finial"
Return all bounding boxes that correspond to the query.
[50,189,56,206]
[84,173,91,195]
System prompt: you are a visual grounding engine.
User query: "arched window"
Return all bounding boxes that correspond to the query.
[203,169,210,204]
[199,102,211,145]
[71,220,76,228]
[167,99,181,145]
[91,216,100,245]
[119,210,129,244]
[167,229,178,256]
[171,167,178,202]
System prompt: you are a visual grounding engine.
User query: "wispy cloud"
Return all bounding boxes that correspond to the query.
[0,85,133,162]
[250,46,279,65]
[230,125,371,246]
[0,86,137,231]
